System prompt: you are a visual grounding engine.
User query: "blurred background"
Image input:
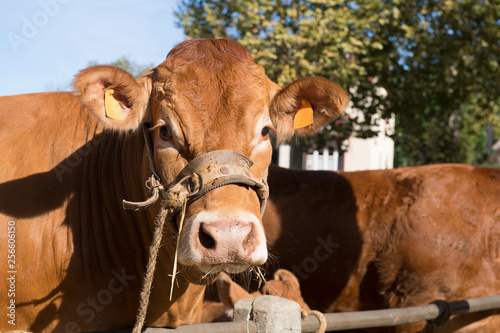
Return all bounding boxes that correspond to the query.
[1,0,499,169]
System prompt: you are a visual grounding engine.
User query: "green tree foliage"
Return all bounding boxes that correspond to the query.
[175,0,500,166]
[386,1,500,165]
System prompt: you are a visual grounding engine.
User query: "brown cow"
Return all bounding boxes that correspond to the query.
[201,269,310,323]
[0,39,347,332]
[262,164,500,332]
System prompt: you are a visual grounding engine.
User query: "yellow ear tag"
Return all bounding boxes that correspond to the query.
[104,89,124,120]
[293,100,314,129]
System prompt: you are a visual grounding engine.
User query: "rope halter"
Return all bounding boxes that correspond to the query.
[123,149,269,234]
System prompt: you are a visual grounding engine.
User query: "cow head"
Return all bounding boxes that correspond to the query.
[73,39,348,278]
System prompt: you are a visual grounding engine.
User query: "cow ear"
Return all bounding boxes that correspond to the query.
[274,269,301,288]
[269,77,348,142]
[72,65,152,131]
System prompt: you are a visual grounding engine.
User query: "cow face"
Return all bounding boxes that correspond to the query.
[73,39,348,276]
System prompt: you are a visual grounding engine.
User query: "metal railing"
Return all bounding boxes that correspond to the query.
[92,294,500,333]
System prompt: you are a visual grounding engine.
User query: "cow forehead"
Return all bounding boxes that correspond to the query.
[153,55,270,106]
[152,38,271,109]
[150,59,272,153]
[172,64,268,112]
[169,78,270,153]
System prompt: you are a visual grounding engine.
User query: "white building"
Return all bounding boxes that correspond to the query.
[341,107,395,171]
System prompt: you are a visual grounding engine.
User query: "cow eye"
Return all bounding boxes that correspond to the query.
[261,126,271,137]
[159,125,172,140]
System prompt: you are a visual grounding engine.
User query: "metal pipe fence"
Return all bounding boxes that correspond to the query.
[92,294,500,333]
[302,294,500,332]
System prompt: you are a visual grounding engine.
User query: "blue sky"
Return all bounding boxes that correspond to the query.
[0,0,185,96]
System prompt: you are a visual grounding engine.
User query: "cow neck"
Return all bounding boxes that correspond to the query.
[75,125,158,277]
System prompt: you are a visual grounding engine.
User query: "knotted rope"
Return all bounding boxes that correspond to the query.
[132,204,169,333]
[302,309,327,333]
[124,174,190,333]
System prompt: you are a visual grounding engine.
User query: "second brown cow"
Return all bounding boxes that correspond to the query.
[263,164,500,332]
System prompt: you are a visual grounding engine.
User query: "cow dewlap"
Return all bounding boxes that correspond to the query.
[293,100,314,129]
[104,89,124,120]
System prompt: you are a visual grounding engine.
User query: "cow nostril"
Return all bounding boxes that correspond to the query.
[199,223,216,249]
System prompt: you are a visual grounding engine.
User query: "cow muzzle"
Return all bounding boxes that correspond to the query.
[180,210,268,274]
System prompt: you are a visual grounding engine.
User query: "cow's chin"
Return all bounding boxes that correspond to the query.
[180,263,252,285]
[198,263,250,275]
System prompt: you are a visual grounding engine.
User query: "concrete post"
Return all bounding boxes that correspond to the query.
[233,295,301,332]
